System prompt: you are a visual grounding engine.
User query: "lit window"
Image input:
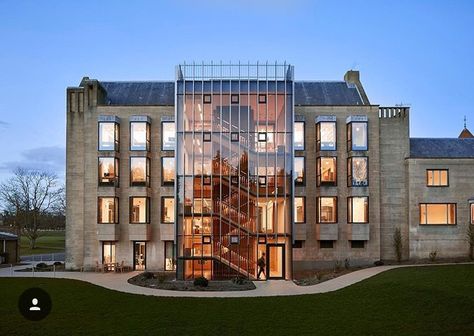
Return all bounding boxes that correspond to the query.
[426,169,448,186]
[203,132,211,142]
[193,198,212,214]
[98,122,119,151]
[317,157,337,186]
[130,157,150,186]
[294,157,305,185]
[162,121,176,150]
[231,94,239,104]
[258,94,266,104]
[419,203,456,225]
[347,197,369,223]
[470,203,474,225]
[294,197,305,223]
[258,176,267,186]
[102,242,116,263]
[294,122,305,150]
[317,122,336,151]
[98,157,119,186]
[97,197,118,224]
[347,122,367,151]
[347,157,368,187]
[258,132,267,142]
[130,122,150,151]
[165,241,175,271]
[231,132,239,142]
[203,94,212,104]
[129,197,149,224]
[317,197,337,223]
[161,197,175,223]
[162,157,175,185]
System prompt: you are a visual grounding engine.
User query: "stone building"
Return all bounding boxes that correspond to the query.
[65,63,474,279]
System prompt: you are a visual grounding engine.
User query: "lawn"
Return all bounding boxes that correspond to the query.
[19,230,65,256]
[1,265,473,335]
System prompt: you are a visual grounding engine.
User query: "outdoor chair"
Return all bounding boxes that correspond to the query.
[95,260,105,273]
[115,260,125,273]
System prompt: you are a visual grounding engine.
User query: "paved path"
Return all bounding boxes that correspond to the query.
[0,262,472,298]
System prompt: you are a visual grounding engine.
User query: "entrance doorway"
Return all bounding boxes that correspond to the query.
[133,242,146,271]
[266,244,285,279]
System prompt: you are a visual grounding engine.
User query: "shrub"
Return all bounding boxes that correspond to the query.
[467,225,474,260]
[36,262,48,269]
[393,227,403,263]
[232,276,245,285]
[334,260,342,273]
[53,261,63,266]
[344,258,350,270]
[429,250,438,262]
[156,273,167,284]
[193,276,209,287]
[374,260,384,266]
[142,271,155,279]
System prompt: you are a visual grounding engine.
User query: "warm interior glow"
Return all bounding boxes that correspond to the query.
[131,197,147,223]
[130,122,148,150]
[420,203,456,224]
[319,197,337,223]
[320,157,336,183]
[99,122,116,150]
[294,197,305,223]
[320,122,336,150]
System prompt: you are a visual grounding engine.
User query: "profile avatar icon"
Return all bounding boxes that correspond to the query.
[29,298,41,311]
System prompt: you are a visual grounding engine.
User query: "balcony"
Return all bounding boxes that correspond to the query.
[97,224,120,241]
[316,224,338,241]
[348,224,370,241]
[129,224,151,241]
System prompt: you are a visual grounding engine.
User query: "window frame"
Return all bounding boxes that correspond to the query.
[161,157,175,186]
[98,157,119,187]
[347,156,369,187]
[258,94,267,104]
[317,156,337,186]
[350,240,365,249]
[426,169,449,187]
[130,157,150,187]
[98,121,120,152]
[294,196,306,224]
[317,196,338,224]
[97,197,119,224]
[129,197,150,224]
[347,121,368,151]
[471,202,474,225]
[161,196,175,224]
[294,121,305,151]
[161,121,176,151]
[294,156,305,186]
[347,196,369,224]
[419,203,457,225]
[319,240,334,249]
[129,121,150,151]
[316,121,337,151]
[164,241,176,271]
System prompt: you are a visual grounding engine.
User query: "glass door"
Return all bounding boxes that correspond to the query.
[267,244,284,279]
[134,242,146,271]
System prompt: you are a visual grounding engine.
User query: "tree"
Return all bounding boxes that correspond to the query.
[393,227,403,262]
[0,168,64,249]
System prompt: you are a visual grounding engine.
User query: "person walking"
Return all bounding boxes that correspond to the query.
[257,252,266,280]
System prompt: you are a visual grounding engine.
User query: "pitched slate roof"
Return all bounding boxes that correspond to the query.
[294,81,364,106]
[410,138,474,158]
[98,80,364,106]
[0,231,18,240]
[100,82,175,106]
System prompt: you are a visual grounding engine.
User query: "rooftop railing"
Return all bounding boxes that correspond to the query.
[379,106,409,118]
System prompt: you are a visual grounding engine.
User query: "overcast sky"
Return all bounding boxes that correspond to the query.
[0,0,473,182]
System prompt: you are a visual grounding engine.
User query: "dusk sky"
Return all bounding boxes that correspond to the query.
[0,0,473,182]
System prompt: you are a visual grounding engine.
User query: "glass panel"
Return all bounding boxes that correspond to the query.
[130,157,149,186]
[351,122,367,150]
[134,242,146,271]
[99,122,117,151]
[427,170,434,186]
[294,157,304,184]
[320,122,336,150]
[130,197,148,223]
[162,157,175,184]
[471,204,474,225]
[320,157,337,184]
[130,122,148,151]
[426,204,447,224]
[102,242,116,263]
[350,157,368,186]
[294,197,305,223]
[349,197,368,223]
[98,157,117,185]
[294,122,304,150]
[318,197,337,223]
[165,241,176,271]
[98,198,117,223]
[268,245,283,278]
[162,197,175,223]
[162,122,176,150]
[440,170,448,186]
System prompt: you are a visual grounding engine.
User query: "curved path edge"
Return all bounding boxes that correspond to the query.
[0,262,472,298]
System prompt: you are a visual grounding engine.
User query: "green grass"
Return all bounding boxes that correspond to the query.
[19,231,65,256]
[1,265,474,335]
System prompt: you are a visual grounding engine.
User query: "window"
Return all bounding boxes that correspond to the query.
[293,240,303,248]
[130,157,150,186]
[258,176,267,186]
[130,122,150,151]
[347,157,368,187]
[427,169,448,186]
[98,197,118,224]
[165,241,175,271]
[258,132,267,142]
[320,240,334,249]
[317,157,337,186]
[317,122,336,151]
[231,94,239,104]
[419,203,456,225]
[294,197,305,223]
[161,157,175,185]
[294,157,305,185]
[317,197,337,223]
[231,132,239,142]
[98,157,119,186]
[230,235,239,244]
[258,94,266,104]
[193,198,212,214]
[202,236,212,244]
[294,122,305,150]
[203,94,211,104]
[351,240,365,249]
[203,132,211,142]
[98,122,119,151]
[102,242,116,263]
[129,197,149,224]
[161,197,175,223]
[347,122,367,151]
[471,203,474,225]
[347,197,369,223]
[162,121,176,150]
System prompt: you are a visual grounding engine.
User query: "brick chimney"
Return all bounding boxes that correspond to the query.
[344,70,370,105]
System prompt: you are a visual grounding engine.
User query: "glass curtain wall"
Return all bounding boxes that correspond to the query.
[176,63,294,280]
